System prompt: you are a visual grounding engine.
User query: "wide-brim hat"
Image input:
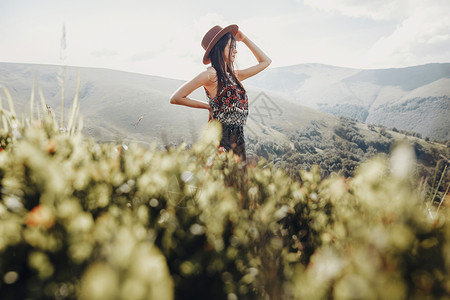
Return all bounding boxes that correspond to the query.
[201,24,239,65]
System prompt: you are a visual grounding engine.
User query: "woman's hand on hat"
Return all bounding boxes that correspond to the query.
[235,30,246,42]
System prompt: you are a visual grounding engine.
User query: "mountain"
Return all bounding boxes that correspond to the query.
[1,62,448,180]
[245,63,450,141]
[0,62,337,146]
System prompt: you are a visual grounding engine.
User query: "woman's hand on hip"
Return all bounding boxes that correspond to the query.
[208,107,213,122]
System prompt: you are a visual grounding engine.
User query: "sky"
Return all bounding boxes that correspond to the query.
[1,0,450,80]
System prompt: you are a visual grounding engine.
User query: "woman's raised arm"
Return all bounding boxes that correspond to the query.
[235,31,272,82]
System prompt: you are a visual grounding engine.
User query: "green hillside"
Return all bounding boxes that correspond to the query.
[0,62,338,146]
[1,62,448,190]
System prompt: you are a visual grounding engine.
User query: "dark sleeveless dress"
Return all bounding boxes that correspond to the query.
[204,72,248,161]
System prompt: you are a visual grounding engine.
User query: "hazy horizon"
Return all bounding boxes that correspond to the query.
[2,60,450,82]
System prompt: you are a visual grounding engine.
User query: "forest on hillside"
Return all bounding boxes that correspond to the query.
[247,116,450,196]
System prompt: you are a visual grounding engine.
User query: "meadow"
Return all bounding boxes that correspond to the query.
[0,86,449,299]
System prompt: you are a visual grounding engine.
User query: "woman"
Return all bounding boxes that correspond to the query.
[170,24,271,161]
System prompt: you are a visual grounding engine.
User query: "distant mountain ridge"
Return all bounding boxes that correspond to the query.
[245,63,450,140]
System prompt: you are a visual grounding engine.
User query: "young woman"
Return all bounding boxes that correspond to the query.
[170,24,271,161]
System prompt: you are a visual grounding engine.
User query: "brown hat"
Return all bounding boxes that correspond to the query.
[201,24,239,65]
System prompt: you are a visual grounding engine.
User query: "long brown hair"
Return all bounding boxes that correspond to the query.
[209,33,246,96]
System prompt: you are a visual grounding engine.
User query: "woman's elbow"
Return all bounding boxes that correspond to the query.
[260,59,271,70]
[169,94,179,105]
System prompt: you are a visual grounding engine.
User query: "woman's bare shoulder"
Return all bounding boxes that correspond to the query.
[206,66,216,74]
[205,67,217,83]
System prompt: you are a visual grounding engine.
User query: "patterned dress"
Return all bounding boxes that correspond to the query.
[204,72,248,161]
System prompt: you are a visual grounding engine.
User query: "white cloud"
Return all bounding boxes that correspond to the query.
[302,0,450,68]
[1,0,449,80]
[303,0,411,21]
[362,2,450,67]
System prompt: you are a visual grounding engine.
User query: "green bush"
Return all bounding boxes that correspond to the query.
[0,94,449,299]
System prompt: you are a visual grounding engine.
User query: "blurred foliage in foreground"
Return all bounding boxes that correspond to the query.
[0,91,450,299]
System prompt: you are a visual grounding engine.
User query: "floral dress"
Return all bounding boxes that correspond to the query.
[204,72,248,161]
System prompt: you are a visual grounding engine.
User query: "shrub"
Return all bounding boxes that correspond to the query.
[1,91,449,299]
